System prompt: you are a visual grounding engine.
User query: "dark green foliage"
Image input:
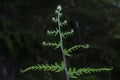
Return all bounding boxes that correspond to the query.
[79,75,102,80]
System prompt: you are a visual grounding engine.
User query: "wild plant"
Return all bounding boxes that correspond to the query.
[20,5,112,80]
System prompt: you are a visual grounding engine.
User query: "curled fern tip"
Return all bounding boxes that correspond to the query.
[57,5,62,11]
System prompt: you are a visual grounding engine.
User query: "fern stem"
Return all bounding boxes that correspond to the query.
[57,10,70,80]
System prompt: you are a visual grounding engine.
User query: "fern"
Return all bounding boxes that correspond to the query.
[20,5,112,80]
[64,44,89,56]
[62,29,74,38]
[68,67,112,78]
[47,28,59,37]
[42,41,60,49]
[20,61,64,73]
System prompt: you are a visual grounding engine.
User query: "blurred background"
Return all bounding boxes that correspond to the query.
[0,0,120,80]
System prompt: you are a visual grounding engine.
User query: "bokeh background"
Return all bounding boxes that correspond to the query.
[0,0,120,80]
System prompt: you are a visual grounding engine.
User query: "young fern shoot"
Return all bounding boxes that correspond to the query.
[20,5,112,80]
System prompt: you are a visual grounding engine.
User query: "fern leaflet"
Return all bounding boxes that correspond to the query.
[64,44,89,56]
[62,29,74,38]
[68,67,112,78]
[42,41,60,49]
[20,61,64,73]
[47,28,59,37]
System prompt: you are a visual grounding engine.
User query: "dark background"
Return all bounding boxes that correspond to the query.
[0,0,120,80]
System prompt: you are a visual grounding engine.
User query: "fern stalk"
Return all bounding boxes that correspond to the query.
[57,6,70,80]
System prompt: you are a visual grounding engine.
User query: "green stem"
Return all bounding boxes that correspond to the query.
[57,11,70,80]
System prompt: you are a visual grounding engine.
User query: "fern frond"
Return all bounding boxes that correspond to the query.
[66,44,89,54]
[68,67,112,78]
[62,29,74,38]
[47,28,59,37]
[42,41,60,49]
[64,44,89,56]
[20,62,64,73]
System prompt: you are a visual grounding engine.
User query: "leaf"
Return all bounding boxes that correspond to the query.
[62,29,74,38]
[20,62,64,73]
[47,28,59,37]
[42,41,60,49]
[67,44,89,53]
[68,67,112,78]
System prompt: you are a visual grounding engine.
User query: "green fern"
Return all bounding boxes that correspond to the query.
[64,44,89,56]
[61,29,74,38]
[20,61,64,73]
[47,28,59,37]
[68,67,113,78]
[20,5,112,80]
[42,41,60,49]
